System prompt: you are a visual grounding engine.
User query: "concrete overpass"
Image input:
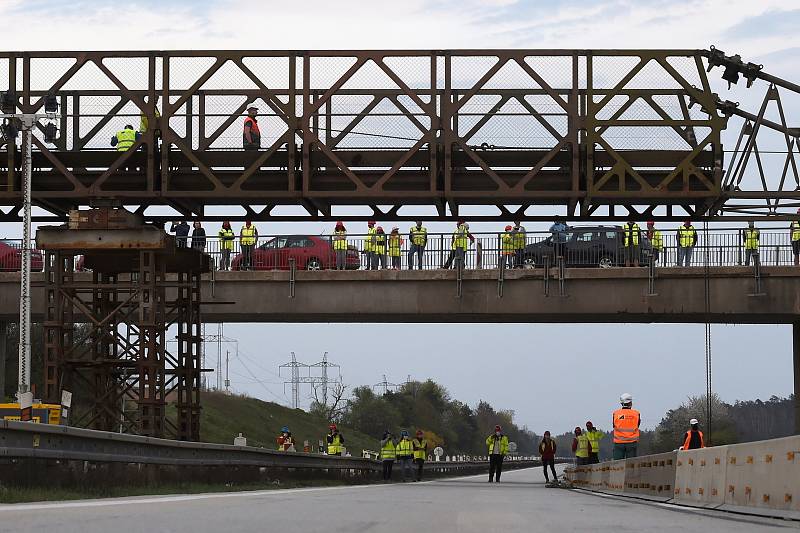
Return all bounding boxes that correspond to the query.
[1,266,799,324]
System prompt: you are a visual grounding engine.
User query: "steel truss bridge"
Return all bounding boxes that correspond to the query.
[0,48,798,223]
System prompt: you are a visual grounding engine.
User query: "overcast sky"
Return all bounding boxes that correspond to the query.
[1,1,798,437]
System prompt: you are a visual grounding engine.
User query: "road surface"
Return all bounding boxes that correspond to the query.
[0,468,796,532]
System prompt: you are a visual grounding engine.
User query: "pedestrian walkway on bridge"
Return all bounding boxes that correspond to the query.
[0,468,793,533]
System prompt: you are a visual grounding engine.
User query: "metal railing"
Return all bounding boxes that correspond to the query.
[167,227,800,271]
[7,227,797,274]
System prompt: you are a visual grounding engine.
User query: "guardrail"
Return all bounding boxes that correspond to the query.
[22,227,799,273]
[0,420,538,490]
[564,434,800,520]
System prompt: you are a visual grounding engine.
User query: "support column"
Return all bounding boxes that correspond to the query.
[794,322,800,436]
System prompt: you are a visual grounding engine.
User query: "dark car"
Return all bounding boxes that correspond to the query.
[231,235,360,271]
[522,226,651,268]
[0,240,44,272]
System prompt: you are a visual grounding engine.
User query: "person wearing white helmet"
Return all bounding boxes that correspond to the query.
[680,418,705,450]
[612,392,641,460]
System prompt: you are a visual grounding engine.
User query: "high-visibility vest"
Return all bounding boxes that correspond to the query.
[501,233,514,255]
[396,438,413,458]
[586,429,603,455]
[624,223,640,247]
[327,434,343,455]
[218,228,235,250]
[388,234,402,257]
[650,229,663,251]
[333,229,348,251]
[115,128,136,151]
[374,233,386,254]
[453,225,468,250]
[364,227,376,252]
[744,229,759,250]
[792,221,800,242]
[410,226,427,246]
[512,228,526,250]
[243,116,261,146]
[412,438,428,460]
[575,434,590,458]
[240,226,256,246]
[139,107,160,134]
[678,225,696,247]
[613,408,641,444]
[380,439,396,460]
[682,430,705,450]
[486,434,509,455]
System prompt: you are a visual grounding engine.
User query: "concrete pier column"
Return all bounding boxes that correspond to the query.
[795,322,800,435]
[0,322,6,400]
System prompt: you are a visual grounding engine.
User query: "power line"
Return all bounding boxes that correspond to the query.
[373,374,400,395]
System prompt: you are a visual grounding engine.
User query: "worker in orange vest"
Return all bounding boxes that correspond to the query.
[680,418,705,450]
[243,105,261,150]
[612,392,640,460]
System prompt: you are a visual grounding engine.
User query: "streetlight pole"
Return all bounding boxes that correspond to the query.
[0,111,55,419]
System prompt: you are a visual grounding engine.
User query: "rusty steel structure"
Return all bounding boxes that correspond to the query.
[38,210,210,440]
[0,48,796,222]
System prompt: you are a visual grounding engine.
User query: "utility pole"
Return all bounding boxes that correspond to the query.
[309,352,340,407]
[1,95,60,419]
[373,374,399,395]
[225,350,230,393]
[279,352,310,409]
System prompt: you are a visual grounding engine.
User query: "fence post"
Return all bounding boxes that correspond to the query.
[543,255,550,297]
[497,241,505,298]
[289,257,296,298]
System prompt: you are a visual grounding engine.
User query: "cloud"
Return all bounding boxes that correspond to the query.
[723,8,800,40]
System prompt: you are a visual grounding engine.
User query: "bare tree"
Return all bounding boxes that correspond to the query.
[310,380,349,423]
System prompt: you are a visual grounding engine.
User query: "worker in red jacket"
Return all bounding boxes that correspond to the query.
[538,431,557,483]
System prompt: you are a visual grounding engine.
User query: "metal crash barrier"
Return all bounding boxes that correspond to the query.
[565,435,800,520]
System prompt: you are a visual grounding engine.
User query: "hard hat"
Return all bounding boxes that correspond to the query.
[690,418,699,425]
[505,225,512,231]
[647,221,655,227]
[281,426,289,433]
[391,226,399,232]
[376,226,383,232]
[336,220,343,226]
[368,220,376,226]
[494,425,502,432]
[463,223,469,230]
[401,429,409,437]
[620,392,633,404]
[586,421,593,427]
[247,104,258,111]
[685,219,692,225]
[457,219,465,225]
[748,220,754,227]
[416,429,424,436]
[329,423,337,430]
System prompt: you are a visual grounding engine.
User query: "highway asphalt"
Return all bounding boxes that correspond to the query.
[0,468,797,532]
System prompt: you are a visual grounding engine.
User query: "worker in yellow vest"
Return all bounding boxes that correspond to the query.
[218,221,235,271]
[743,221,760,267]
[388,227,403,270]
[680,418,705,450]
[512,220,527,269]
[395,430,414,482]
[646,221,663,264]
[676,220,697,267]
[239,221,257,271]
[380,429,396,482]
[792,209,800,266]
[408,221,428,270]
[572,426,591,466]
[612,392,641,459]
[139,97,161,137]
[364,220,377,270]
[411,430,428,482]
[333,221,348,270]
[373,226,387,270]
[623,219,641,267]
[501,225,514,270]
[453,221,469,270]
[111,124,139,151]
[585,421,603,464]
[486,425,509,482]
[326,423,345,456]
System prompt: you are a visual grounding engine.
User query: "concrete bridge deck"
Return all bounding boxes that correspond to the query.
[0,468,792,533]
[0,266,798,323]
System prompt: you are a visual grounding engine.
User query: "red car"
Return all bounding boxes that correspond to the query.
[231,235,360,271]
[0,240,44,272]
